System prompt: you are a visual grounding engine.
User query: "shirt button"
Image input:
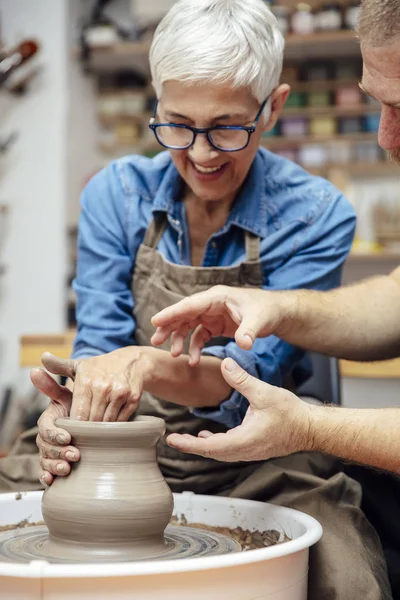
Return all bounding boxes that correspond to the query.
[211,241,217,248]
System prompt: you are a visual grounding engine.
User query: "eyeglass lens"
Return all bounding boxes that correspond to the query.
[155,125,249,150]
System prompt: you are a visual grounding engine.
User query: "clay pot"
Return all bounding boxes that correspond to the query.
[41,416,174,561]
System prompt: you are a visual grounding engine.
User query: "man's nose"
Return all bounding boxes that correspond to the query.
[188,133,219,163]
[378,105,400,151]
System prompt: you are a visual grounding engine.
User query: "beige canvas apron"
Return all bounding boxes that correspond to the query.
[0,214,391,599]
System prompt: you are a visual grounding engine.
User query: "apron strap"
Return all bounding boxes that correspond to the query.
[143,215,168,249]
[245,231,261,262]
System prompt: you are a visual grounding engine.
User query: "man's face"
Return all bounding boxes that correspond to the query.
[361,40,400,163]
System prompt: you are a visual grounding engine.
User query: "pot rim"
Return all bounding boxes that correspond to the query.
[55,415,166,437]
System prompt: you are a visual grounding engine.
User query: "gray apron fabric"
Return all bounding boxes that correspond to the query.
[0,214,391,599]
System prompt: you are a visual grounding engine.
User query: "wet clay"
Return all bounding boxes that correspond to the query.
[171,515,290,551]
[41,416,174,561]
[0,519,44,533]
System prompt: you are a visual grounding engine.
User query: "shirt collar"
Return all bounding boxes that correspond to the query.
[152,150,268,237]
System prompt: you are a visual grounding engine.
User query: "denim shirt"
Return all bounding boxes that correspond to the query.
[72,148,356,428]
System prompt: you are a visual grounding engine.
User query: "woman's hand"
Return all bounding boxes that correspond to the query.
[167,358,313,462]
[40,348,155,422]
[151,285,286,365]
[31,367,79,487]
[31,347,156,485]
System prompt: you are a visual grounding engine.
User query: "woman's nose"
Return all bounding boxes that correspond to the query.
[189,133,219,163]
[378,105,400,151]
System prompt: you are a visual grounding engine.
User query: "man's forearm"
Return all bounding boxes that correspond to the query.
[276,267,400,361]
[144,348,231,407]
[307,404,400,473]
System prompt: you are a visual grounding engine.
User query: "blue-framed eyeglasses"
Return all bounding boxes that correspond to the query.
[149,97,270,153]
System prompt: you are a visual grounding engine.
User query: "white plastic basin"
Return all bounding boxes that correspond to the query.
[0,491,322,600]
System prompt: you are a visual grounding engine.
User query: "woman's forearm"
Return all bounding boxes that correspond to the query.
[308,405,400,473]
[276,267,400,361]
[144,347,231,407]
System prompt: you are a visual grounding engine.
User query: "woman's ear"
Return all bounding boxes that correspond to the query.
[263,84,291,133]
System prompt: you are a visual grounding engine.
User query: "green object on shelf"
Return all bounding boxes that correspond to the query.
[307,91,331,107]
[285,91,306,108]
[262,123,280,138]
[143,149,162,158]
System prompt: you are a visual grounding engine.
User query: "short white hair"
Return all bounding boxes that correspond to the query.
[149,0,284,113]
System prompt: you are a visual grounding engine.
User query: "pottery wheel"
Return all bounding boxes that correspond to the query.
[0,524,241,564]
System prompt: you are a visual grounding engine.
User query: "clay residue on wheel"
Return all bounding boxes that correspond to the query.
[0,519,45,533]
[170,514,291,551]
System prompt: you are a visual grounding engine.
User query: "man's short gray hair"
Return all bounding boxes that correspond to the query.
[358,0,400,46]
[149,0,284,109]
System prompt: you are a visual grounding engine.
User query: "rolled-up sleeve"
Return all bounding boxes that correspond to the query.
[194,193,356,428]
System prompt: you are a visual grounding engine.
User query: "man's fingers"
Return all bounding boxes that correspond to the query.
[41,352,77,380]
[151,325,174,347]
[167,431,247,461]
[151,290,217,327]
[188,325,212,365]
[171,324,190,357]
[197,430,213,439]
[30,369,72,404]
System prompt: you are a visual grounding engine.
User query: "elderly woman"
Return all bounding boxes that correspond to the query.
[0,0,390,597]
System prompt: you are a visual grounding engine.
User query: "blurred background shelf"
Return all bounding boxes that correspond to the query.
[77,30,361,72]
[284,30,360,60]
[341,358,400,379]
[264,132,378,149]
[283,104,379,118]
[19,330,400,380]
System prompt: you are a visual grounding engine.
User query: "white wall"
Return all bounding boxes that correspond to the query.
[0,0,69,399]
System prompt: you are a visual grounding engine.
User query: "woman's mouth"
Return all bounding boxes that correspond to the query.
[190,161,228,181]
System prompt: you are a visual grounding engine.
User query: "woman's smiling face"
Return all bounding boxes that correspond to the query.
[157,81,288,204]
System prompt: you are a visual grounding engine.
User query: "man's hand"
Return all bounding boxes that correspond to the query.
[151,285,287,365]
[167,358,312,462]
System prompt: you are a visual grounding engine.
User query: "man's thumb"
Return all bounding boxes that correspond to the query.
[221,358,273,408]
[234,314,270,350]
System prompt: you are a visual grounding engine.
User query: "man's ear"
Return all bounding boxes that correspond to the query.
[263,84,291,133]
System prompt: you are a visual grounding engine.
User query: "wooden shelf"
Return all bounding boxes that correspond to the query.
[290,78,361,93]
[20,331,76,367]
[263,132,378,150]
[348,250,400,262]
[305,162,399,178]
[283,104,379,119]
[78,30,360,72]
[98,113,152,127]
[285,31,360,60]
[341,358,400,379]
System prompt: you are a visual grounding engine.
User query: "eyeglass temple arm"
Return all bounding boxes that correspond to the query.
[149,100,159,125]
